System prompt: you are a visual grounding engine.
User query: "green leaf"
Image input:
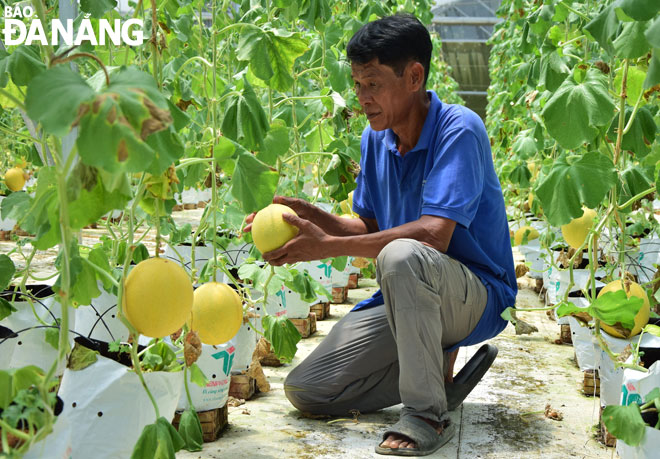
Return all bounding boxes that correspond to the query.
[132,244,150,264]
[322,153,357,202]
[237,27,308,91]
[508,163,532,188]
[0,371,12,410]
[231,151,279,213]
[535,152,616,226]
[26,65,95,137]
[608,106,657,158]
[68,173,131,232]
[88,247,114,290]
[646,17,660,48]
[77,67,180,176]
[300,0,331,27]
[584,5,618,54]
[330,256,348,272]
[642,324,660,337]
[541,69,615,150]
[500,307,517,324]
[9,45,46,87]
[512,129,543,159]
[539,51,570,92]
[188,363,208,388]
[591,290,643,331]
[644,50,660,88]
[178,409,203,452]
[221,78,269,150]
[80,0,117,17]
[614,65,647,107]
[0,49,10,88]
[68,342,99,371]
[0,254,16,291]
[214,136,236,162]
[618,166,654,211]
[326,51,351,93]
[613,21,651,59]
[0,298,17,321]
[45,319,59,350]
[131,417,185,459]
[262,315,301,364]
[56,245,101,306]
[602,404,646,447]
[618,0,660,21]
[258,121,291,166]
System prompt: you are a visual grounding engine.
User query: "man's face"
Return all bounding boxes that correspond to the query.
[351,58,411,132]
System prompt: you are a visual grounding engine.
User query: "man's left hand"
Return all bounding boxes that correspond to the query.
[262,213,331,266]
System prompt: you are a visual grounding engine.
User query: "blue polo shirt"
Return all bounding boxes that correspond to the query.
[351,90,517,350]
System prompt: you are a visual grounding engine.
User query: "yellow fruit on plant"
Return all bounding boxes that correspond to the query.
[189,282,243,345]
[4,167,25,191]
[513,225,539,246]
[123,258,193,338]
[251,203,299,254]
[527,193,534,210]
[561,208,597,249]
[598,280,650,338]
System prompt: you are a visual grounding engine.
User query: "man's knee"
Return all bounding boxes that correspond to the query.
[376,238,423,279]
[284,367,329,414]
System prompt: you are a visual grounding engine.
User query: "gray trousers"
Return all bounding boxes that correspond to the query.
[284,239,488,422]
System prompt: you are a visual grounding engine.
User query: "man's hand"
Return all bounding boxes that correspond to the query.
[262,212,331,266]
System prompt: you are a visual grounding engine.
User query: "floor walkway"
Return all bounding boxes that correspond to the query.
[178,277,612,459]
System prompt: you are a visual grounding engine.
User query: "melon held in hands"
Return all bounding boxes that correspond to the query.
[123,257,194,338]
[251,203,299,254]
[189,282,243,345]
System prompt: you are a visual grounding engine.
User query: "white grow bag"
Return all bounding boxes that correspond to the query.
[177,341,236,412]
[74,281,128,343]
[0,285,70,375]
[617,359,660,459]
[567,316,599,371]
[58,354,183,459]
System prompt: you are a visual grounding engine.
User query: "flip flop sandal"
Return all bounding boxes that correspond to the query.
[375,416,456,456]
[446,343,498,411]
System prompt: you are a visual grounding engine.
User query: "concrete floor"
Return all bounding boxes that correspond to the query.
[177,277,612,459]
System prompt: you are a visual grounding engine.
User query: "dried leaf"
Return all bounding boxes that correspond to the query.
[184,331,202,367]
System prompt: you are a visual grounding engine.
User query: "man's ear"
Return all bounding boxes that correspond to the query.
[408,62,425,90]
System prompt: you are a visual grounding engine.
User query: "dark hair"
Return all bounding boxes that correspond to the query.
[346,13,432,85]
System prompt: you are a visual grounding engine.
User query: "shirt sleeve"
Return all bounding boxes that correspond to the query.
[422,128,484,228]
[351,132,377,219]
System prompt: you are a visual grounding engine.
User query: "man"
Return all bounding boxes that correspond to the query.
[244,13,516,456]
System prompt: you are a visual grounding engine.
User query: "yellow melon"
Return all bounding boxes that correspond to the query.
[513,225,540,246]
[561,208,597,249]
[123,258,193,338]
[598,280,650,338]
[251,203,299,254]
[189,282,243,345]
[4,167,25,191]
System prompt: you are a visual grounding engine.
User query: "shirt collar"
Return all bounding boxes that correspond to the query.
[382,90,442,156]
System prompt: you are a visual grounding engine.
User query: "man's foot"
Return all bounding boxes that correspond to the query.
[379,417,447,451]
[375,415,455,456]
